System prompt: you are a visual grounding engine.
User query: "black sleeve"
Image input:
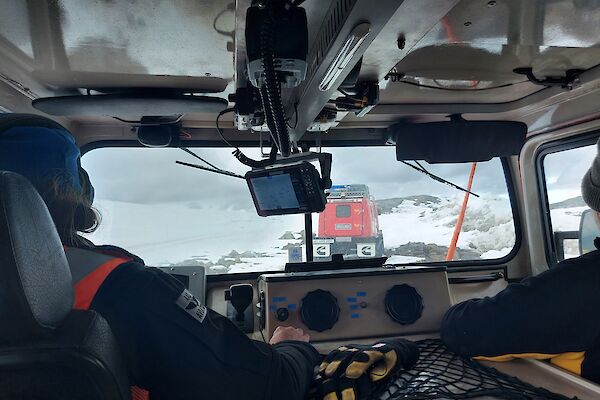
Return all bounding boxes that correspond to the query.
[91,263,319,400]
[441,252,600,357]
[271,341,320,397]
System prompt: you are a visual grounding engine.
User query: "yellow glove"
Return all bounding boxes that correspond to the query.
[314,339,419,400]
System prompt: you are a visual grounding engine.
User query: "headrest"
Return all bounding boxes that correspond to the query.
[0,113,93,203]
[0,171,73,343]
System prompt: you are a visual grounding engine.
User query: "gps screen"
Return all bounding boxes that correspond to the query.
[251,174,300,211]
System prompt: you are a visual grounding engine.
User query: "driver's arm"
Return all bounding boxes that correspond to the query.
[92,262,320,400]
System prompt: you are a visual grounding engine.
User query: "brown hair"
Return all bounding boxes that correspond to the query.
[38,176,100,247]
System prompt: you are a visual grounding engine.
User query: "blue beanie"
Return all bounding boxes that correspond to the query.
[0,124,85,197]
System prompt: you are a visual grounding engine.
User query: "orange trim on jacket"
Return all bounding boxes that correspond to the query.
[73,256,132,310]
[475,352,585,376]
[65,246,148,400]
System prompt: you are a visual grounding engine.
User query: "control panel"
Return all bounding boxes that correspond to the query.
[258,266,451,342]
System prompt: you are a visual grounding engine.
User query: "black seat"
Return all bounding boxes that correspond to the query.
[0,171,130,400]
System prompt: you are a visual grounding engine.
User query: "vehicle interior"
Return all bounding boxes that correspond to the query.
[1,0,600,399]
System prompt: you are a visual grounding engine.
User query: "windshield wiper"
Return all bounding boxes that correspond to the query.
[399,160,479,197]
[176,147,245,179]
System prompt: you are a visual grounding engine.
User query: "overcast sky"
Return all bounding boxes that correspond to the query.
[82,140,599,211]
[82,146,515,211]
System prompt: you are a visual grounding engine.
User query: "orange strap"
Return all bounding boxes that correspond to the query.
[72,256,132,310]
[131,386,151,400]
[68,250,150,400]
[445,162,477,261]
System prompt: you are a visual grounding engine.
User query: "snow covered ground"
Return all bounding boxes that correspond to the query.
[550,206,587,232]
[86,200,304,271]
[87,195,594,272]
[377,195,516,259]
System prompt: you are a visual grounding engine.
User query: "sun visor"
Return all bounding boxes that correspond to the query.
[32,93,228,117]
[393,120,527,163]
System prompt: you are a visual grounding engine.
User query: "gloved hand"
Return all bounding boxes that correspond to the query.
[311,339,419,400]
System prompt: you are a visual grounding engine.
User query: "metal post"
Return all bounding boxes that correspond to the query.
[305,213,313,262]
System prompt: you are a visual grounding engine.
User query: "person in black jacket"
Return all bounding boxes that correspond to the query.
[0,114,320,400]
[441,138,600,383]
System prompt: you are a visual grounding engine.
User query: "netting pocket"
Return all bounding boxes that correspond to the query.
[376,339,575,400]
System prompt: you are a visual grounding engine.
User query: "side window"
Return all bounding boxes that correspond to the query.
[542,139,598,262]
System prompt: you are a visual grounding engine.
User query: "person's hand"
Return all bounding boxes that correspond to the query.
[269,326,310,344]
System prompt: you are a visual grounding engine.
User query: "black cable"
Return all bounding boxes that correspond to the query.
[400,160,479,197]
[260,7,291,157]
[259,86,282,152]
[175,161,245,179]
[179,147,221,171]
[216,106,278,168]
[395,79,529,92]
[260,329,267,343]
[212,4,235,39]
[337,88,363,101]
[215,108,238,149]
[215,108,267,168]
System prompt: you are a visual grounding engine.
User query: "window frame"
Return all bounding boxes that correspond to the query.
[535,131,600,266]
[81,140,523,273]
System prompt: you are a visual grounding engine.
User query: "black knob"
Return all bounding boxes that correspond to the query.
[276,307,289,322]
[384,284,423,325]
[300,289,340,332]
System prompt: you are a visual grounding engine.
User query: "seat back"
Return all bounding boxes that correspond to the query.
[0,171,130,399]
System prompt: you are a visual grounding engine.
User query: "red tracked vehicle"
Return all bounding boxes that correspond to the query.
[314,184,384,259]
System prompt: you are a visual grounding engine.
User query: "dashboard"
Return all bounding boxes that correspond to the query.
[258,266,451,342]
[201,267,600,400]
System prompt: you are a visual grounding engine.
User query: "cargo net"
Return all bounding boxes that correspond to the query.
[375,339,575,400]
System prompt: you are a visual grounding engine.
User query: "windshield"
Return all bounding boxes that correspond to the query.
[82,146,516,274]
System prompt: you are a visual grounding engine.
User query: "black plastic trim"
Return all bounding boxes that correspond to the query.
[534,131,600,267]
[206,271,266,283]
[448,272,504,284]
[258,265,447,283]
[446,265,507,274]
[80,138,391,155]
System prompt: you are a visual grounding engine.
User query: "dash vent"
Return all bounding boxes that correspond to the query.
[306,0,357,79]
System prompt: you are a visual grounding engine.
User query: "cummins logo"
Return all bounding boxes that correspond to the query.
[357,243,376,257]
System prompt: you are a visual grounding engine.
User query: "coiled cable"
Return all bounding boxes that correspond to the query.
[259,8,291,157]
